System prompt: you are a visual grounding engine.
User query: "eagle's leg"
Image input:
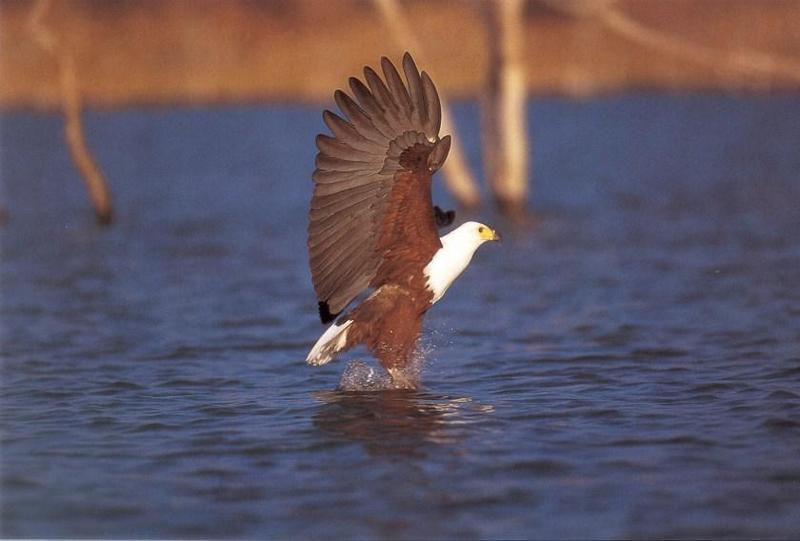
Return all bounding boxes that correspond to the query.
[373,303,423,390]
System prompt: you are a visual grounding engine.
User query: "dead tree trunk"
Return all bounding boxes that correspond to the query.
[29,0,113,225]
[481,0,530,220]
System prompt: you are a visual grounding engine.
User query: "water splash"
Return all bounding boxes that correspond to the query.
[338,360,393,391]
[338,353,428,391]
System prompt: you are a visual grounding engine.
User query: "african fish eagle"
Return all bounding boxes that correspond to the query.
[306,53,500,387]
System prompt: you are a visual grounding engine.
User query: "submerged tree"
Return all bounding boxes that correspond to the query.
[481,0,530,221]
[29,0,113,225]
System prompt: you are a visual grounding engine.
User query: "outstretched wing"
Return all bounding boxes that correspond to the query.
[309,53,451,323]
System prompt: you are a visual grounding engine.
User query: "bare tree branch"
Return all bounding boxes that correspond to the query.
[544,0,800,84]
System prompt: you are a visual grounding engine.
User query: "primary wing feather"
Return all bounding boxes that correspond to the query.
[308,53,449,323]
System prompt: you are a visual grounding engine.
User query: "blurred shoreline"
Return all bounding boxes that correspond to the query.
[2,0,800,111]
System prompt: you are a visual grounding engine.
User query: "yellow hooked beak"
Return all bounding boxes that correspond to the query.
[479,225,501,242]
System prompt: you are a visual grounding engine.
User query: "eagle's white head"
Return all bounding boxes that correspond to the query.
[424,221,501,304]
[444,221,502,247]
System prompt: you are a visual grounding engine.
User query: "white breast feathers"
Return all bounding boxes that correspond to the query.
[423,221,490,304]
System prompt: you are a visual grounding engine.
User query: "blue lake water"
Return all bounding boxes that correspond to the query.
[1,95,799,538]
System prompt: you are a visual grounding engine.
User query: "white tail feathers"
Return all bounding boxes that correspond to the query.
[306,320,353,366]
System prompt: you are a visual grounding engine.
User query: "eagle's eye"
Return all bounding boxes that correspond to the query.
[478,226,485,234]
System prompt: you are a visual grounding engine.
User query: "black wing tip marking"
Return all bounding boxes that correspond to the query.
[318,301,340,324]
[434,206,456,228]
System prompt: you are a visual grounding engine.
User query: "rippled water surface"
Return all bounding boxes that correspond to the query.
[2,96,800,538]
